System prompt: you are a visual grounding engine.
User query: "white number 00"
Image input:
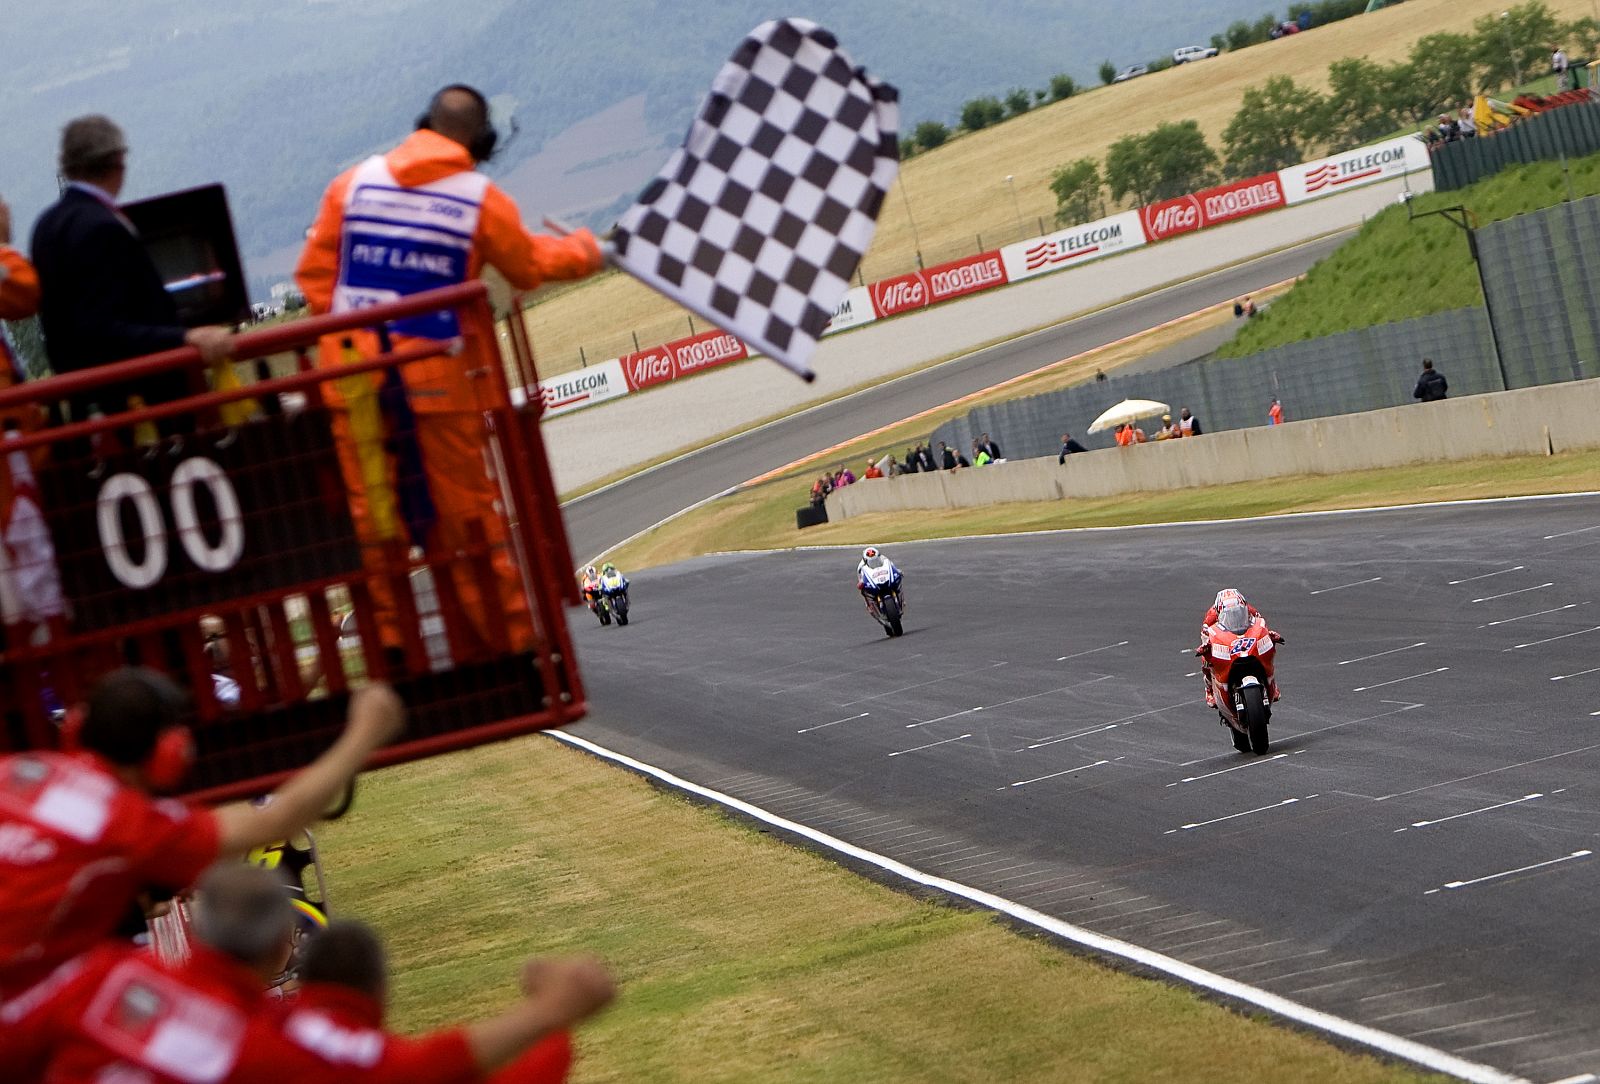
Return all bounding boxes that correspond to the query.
[95,457,246,589]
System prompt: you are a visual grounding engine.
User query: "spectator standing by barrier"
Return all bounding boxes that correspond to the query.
[1179,407,1202,436]
[1115,424,1134,447]
[833,464,855,487]
[1058,433,1087,462]
[31,117,235,425]
[863,459,883,480]
[917,444,936,472]
[1269,398,1284,425]
[1154,414,1176,440]
[938,441,957,470]
[296,85,603,659]
[978,433,1001,461]
[902,447,919,474]
[1554,44,1571,90]
[1413,358,1448,402]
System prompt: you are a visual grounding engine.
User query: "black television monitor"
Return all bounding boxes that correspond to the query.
[122,183,251,328]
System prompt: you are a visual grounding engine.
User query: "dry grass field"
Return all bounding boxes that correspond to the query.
[521,0,1596,376]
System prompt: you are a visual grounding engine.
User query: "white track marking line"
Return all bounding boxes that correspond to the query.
[1279,701,1421,740]
[1479,603,1582,628]
[887,733,973,758]
[1227,948,1330,972]
[1553,666,1600,682]
[1473,582,1553,603]
[1544,524,1600,540]
[1369,996,1492,1022]
[1027,700,1198,749]
[1186,938,1293,963]
[1422,850,1591,895]
[1339,642,1427,666]
[1455,1028,1579,1054]
[1360,982,1450,1003]
[1166,751,1296,786]
[908,706,984,729]
[1057,640,1129,661]
[1394,794,1543,832]
[1259,958,1369,984]
[1545,1073,1600,1084]
[839,662,1007,706]
[1408,1011,1540,1036]
[797,711,869,734]
[1310,576,1382,595]
[549,730,1529,1084]
[912,675,1114,728]
[1001,759,1113,790]
[1353,668,1448,693]
[1449,566,1525,585]
[1505,625,1600,652]
[1165,795,1316,834]
[1377,742,1600,801]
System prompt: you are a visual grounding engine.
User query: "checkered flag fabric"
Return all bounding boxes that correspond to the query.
[609,19,900,381]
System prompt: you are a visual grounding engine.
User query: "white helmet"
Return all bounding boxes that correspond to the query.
[585,565,598,577]
[862,547,880,561]
[1213,588,1246,611]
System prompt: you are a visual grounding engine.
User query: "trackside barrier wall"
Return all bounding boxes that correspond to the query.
[928,309,1498,463]
[531,135,1429,418]
[829,376,1600,520]
[1432,100,1600,193]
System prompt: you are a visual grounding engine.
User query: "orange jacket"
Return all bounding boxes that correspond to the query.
[295,129,602,412]
[1114,426,1133,447]
[0,246,40,322]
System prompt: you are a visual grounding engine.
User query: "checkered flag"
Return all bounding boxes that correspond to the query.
[609,19,900,382]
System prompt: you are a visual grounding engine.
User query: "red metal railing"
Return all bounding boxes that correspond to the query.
[0,283,587,801]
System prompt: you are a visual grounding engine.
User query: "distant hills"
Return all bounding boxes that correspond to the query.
[5,0,1272,297]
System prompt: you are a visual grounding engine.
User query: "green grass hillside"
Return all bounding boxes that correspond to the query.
[1218,151,1600,358]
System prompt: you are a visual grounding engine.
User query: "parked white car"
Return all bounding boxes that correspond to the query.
[1173,45,1219,63]
[1112,64,1149,83]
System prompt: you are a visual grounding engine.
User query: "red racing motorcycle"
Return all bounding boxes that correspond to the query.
[1201,611,1284,755]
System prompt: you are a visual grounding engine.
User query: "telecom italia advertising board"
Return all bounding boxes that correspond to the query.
[999,210,1146,283]
[1280,135,1429,205]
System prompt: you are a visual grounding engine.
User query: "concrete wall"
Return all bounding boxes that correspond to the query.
[829,377,1598,520]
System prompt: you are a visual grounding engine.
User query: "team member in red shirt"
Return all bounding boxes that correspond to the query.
[283,920,580,1084]
[0,669,405,1013]
[8,865,614,1084]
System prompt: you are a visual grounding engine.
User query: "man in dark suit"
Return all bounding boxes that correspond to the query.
[30,115,233,422]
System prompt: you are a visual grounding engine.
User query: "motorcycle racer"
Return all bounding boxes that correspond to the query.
[579,566,603,608]
[599,562,628,596]
[857,547,903,610]
[1197,589,1281,706]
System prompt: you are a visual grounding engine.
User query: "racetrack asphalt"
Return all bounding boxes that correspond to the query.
[561,233,1348,565]
[572,495,1600,1081]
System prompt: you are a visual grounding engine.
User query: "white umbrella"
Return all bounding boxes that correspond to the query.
[1087,398,1170,434]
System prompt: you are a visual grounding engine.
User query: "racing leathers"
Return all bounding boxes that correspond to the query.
[1197,591,1279,707]
[857,555,904,611]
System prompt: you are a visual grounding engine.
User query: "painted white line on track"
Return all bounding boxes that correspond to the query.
[1553,666,1600,682]
[1310,576,1382,595]
[1165,795,1316,834]
[1352,668,1448,693]
[797,711,869,734]
[1394,794,1543,832]
[1422,850,1591,895]
[1028,700,1198,749]
[839,662,1008,706]
[1058,640,1129,661]
[547,730,1531,1084]
[888,733,973,758]
[1449,566,1525,585]
[1166,751,1296,786]
[1370,996,1492,1023]
[1473,582,1553,603]
[1339,642,1427,666]
[1408,1010,1539,1036]
[1505,625,1600,652]
[1002,759,1113,790]
[1359,982,1450,1003]
[1546,1074,1600,1084]
[908,706,984,729]
[1544,524,1600,540]
[914,674,1114,728]
[1479,602,1584,628]
[1279,701,1421,741]
[1377,742,1600,801]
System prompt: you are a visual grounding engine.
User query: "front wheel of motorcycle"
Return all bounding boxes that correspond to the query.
[1231,725,1250,752]
[881,594,904,637]
[1242,684,1270,754]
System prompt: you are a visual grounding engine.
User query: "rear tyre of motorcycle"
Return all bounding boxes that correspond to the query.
[1242,684,1269,754]
[881,595,904,637]
[616,598,629,626]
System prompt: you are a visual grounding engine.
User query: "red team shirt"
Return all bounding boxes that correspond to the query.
[0,751,221,997]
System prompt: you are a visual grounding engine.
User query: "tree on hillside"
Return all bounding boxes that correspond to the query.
[1049,73,1078,101]
[1004,88,1032,118]
[1565,16,1600,55]
[960,96,1005,132]
[1050,158,1102,226]
[1406,32,1480,120]
[1210,33,1227,53]
[913,120,950,151]
[1471,1,1562,89]
[1223,76,1327,178]
[1326,57,1409,146]
[1224,20,1255,51]
[1106,121,1219,206]
[899,137,917,160]
[1099,59,1117,85]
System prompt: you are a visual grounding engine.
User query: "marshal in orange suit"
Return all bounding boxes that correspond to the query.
[296,85,602,658]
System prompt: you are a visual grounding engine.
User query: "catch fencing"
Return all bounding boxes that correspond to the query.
[929,310,1499,462]
[1432,99,1600,193]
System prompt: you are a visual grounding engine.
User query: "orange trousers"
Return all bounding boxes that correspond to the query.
[330,409,532,658]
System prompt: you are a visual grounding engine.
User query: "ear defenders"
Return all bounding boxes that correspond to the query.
[60,672,196,794]
[416,83,500,163]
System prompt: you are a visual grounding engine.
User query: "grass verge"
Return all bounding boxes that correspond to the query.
[1220,149,1600,359]
[319,735,1447,1083]
[609,449,1600,572]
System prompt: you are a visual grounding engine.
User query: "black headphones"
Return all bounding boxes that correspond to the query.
[416,83,502,163]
